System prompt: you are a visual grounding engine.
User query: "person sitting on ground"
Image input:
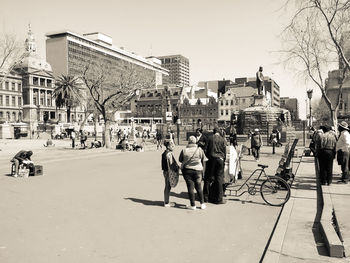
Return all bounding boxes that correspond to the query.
[11,150,33,178]
[43,138,55,147]
[90,139,102,148]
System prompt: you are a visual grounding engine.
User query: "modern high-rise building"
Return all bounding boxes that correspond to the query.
[157,55,189,87]
[46,31,168,86]
[280,97,299,120]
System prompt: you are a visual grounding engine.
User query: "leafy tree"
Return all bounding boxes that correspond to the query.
[80,59,155,148]
[281,0,350,127]
[53,75,82,123]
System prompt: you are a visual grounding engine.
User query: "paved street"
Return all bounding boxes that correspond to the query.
[0,140,285,263]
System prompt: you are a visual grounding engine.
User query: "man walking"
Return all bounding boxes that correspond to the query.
[203,127,227,204]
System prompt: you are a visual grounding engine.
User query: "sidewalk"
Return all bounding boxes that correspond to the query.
[265,155,350,262]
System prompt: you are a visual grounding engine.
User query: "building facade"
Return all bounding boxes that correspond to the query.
[218,85,256,123]
[0,72,23,123]
[179,86,218,128]
[280,97,299,120]
[157,55,189,87]
[46,31,168,86]
[132,84,183,123]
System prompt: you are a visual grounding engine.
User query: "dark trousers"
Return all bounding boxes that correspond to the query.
[318,149,334,185]
[183,169,204,206]
[252,146,261,159]
[203,158,224,203]
[341,151,350,181]
[72,138,75,148]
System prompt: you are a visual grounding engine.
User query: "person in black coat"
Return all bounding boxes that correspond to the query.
[195,128,208,154]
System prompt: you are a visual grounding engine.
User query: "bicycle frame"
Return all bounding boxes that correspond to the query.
[226,168,266,197]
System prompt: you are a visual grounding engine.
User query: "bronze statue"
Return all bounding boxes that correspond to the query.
[256,66,264,95]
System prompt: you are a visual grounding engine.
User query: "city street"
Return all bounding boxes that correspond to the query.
[0,142,284,263]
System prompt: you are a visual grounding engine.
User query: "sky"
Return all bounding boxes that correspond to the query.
[0,0,321,119]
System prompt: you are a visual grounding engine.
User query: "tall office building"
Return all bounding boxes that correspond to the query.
[280,97,299,120]
[46,31,168,86]
[157,55,189,87]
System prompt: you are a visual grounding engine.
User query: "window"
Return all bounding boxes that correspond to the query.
[12,96,15,106]
[12,82,16,91]
[40,97,44,105]
[226,110,229,115]
[0,95,2,106]
[6,96,9,106]
[225,100,229,106]
[33,77,38,86]
[221,110,224,116]
[5,81,9,89]
[0,112,3,118]
[243,98,246,103]
[47,79,52,87]
[231,100,234,105]
[18,97,21,106]
[18,83,22,91]
[40,78,45,86]
[47,98,51,106]
[221,100,224,106]
[33,97,37,105]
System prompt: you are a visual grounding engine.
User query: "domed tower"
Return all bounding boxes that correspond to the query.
[14,25,59,134]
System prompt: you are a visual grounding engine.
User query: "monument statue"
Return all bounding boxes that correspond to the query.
[256,66,264,95]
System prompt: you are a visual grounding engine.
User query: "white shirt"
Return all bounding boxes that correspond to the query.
[336,130,350,152]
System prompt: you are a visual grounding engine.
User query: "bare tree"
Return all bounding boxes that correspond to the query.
[0,33,25,83]
[281,0,350,127]
[80,59,155,148]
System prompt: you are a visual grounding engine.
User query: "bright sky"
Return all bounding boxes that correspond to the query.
[0,0,320,119]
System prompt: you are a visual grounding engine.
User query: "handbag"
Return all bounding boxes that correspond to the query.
[167,153,180,188]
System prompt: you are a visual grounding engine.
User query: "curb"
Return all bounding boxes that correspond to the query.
[319,185,344,258]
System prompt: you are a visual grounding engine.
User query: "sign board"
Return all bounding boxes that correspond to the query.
[166,112,172,121]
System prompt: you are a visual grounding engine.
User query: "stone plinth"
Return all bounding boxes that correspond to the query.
[253,94,269,107]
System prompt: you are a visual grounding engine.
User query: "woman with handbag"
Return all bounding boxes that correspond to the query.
[179,136,208,210]
[161,140,179,207]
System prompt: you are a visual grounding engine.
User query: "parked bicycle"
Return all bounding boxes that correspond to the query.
[226,164,291,206]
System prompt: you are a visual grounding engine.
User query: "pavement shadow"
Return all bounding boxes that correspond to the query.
[170,191,188,200]
[228,197,267,206]
[124,197,164,207]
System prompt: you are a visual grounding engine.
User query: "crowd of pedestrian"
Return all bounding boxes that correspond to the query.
[161,126,229,210]
[310,121,349,185]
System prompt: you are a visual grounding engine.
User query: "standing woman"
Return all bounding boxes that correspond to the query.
[319,126,337,185]
[251,128,263,161]
[336,121,350,184]
[161,141,177,207]
[179,136,208,210]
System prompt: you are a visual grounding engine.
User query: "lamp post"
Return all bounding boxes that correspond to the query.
[307,89,313,128]
[176,118,181,145]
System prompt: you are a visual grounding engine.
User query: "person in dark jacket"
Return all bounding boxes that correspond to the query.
[195,128,208,154]
[203,127,227,204]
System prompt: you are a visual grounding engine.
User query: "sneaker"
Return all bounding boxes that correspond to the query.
[200,203,206,210]
[13,174,18,178]
[188,206,196,210]
[164,203,171,207]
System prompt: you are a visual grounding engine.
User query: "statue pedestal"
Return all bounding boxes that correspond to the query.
[253,94,269,107]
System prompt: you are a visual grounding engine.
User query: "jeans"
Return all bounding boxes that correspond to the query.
[252,146,261,159]
[341,150,350,181]
[318,149,334,185]
[203,158,224,203]
[183,168,204,207]
[163,171,171,204]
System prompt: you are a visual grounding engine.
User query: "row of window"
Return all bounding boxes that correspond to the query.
[32,77,52,87]
[1,81,22,92]
[220,109,232,116]
[0,111,22,122]
[0,95,22,107]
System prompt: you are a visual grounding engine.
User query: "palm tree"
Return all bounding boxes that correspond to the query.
[54,75,81,123]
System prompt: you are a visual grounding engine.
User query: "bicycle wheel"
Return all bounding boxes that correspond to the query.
[260,176,291,206]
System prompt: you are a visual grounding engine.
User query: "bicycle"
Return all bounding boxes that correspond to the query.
[225,164,291,206]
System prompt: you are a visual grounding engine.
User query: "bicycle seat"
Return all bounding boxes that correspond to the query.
[258,164,268,169]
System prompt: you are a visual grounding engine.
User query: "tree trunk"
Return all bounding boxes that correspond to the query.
[331,109,338,131]
[104,119,111,149]
[79,112,91,132]
[67,107,71,123]
[94,117,98,141]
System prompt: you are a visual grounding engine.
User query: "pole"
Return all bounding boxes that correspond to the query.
[303,120,306,146]
[309,98,312,128]
[177,122,180,145]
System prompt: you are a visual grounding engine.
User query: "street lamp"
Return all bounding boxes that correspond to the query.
[176,118,181,145]
[307,89,313,128]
